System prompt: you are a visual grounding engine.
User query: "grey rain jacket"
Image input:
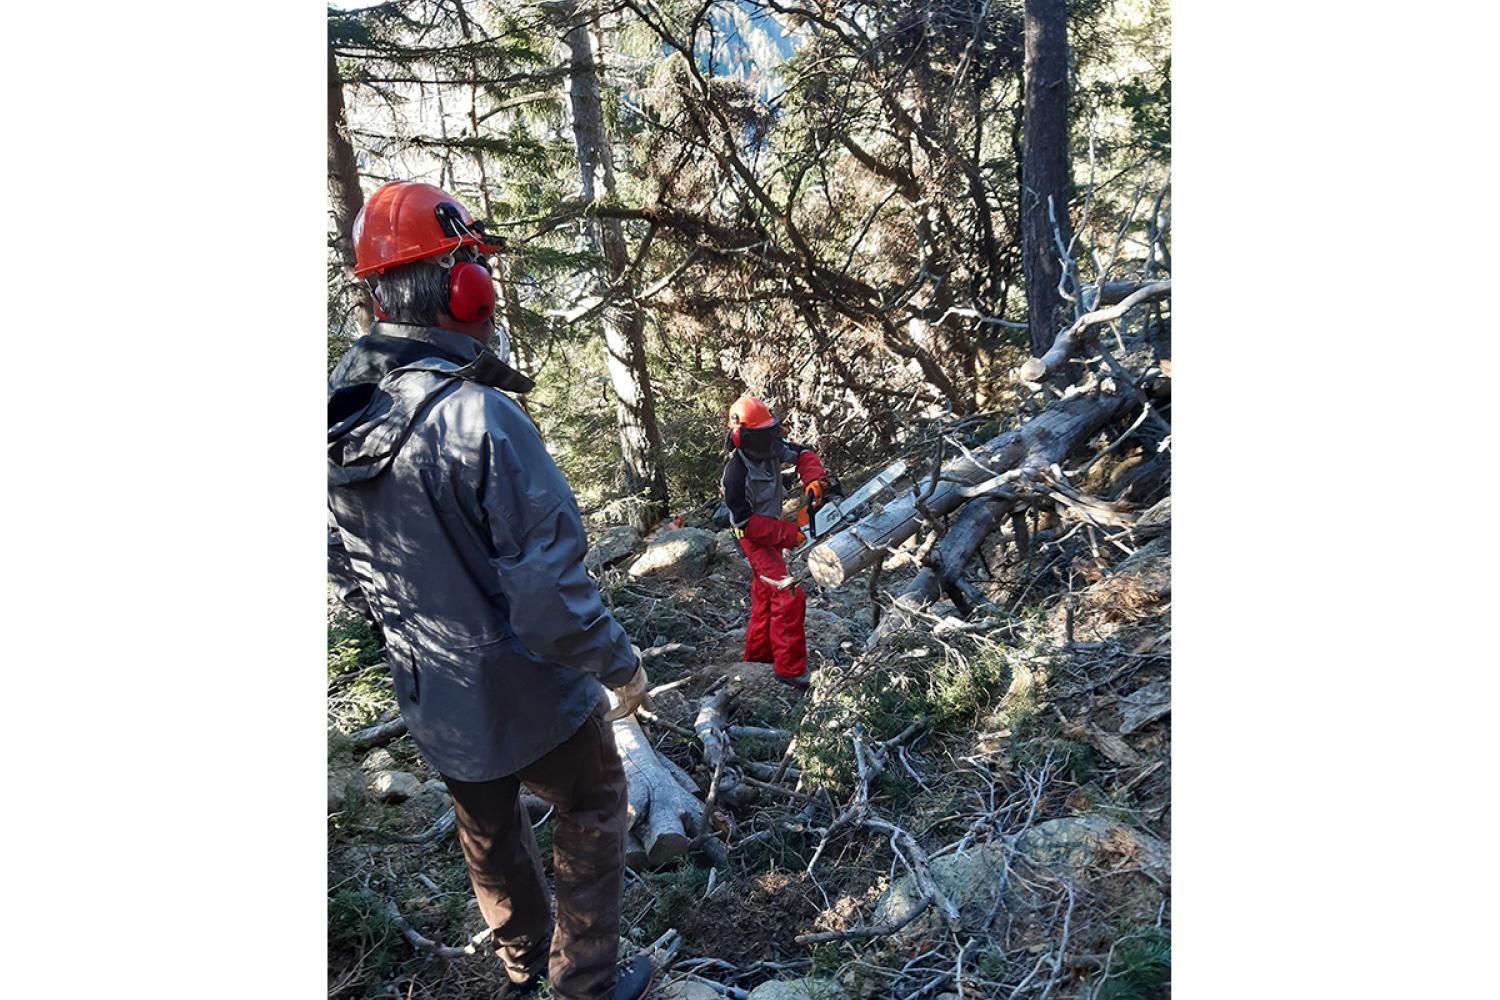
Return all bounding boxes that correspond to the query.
[328,324,636,781]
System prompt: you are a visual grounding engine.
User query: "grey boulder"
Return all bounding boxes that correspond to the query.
[368,770,422,803]
[585,524,644,573]
[746,979,847,1000]
[361,748,398,773]
[628,528,717,581]
[328,764,365,814]
[715,530,750,578]
[407,778,453,818]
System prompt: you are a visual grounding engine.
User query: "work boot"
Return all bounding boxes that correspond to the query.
[610,954,654,1000]
[775,671,809,691]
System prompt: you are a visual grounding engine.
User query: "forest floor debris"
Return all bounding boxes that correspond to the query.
[329,445,1172,998]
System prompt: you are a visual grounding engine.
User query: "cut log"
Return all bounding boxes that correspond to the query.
[809,387,1130,588]
[612,715,704,867]
[626,832,649,870]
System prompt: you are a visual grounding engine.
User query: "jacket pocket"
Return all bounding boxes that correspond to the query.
[405,611,509,651]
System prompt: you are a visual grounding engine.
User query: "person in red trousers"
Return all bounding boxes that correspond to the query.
[721,395,830,690]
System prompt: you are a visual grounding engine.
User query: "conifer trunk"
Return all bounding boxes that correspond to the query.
[555,1,669,531]
[327,43,373,337]
[1021,0,1073,359]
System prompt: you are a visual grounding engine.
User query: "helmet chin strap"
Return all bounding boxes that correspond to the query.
[367,278,389,322]
[490,324,512,365]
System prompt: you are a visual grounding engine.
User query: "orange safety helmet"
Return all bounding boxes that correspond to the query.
[728,395,777,431]
[727,395,779,448]
[352,181,503,277]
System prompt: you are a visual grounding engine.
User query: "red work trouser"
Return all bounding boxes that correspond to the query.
[740,537,808,678]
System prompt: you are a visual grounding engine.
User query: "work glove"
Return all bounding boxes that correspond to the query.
[804,479,825,505]
[603,646,653,721]
[792,530,807,547]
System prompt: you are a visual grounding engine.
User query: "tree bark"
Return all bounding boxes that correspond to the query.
[613,714,703,867]
[555,1,669,531]
[1021,0,1073,358]
[808,386,1128,588]
[327,43,373,337]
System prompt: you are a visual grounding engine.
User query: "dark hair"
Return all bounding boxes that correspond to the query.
[373,259,450,326]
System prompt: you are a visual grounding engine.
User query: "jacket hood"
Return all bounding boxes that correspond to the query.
[328,324,534,485]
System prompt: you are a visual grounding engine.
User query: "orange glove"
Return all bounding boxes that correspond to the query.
[804,479,825,504]
[793,530,806,547]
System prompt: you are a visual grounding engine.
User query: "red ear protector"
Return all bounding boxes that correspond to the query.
[445,259,496,324]
[730,424,741,448]
[367,262,494,324]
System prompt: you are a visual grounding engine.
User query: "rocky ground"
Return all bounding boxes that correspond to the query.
[329,481,1171,1000]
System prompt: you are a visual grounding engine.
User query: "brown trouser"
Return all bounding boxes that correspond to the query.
[442,704,628,1000]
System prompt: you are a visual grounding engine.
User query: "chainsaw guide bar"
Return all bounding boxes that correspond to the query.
[792,458,908,555]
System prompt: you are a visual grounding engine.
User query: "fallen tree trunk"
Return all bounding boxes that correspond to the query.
[613,714,704,867]
[866,496,1012,648]
[809,386,1130,588]
[924,495,1013,611]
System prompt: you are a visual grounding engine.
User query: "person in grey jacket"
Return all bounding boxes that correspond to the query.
[327,181,651,1000]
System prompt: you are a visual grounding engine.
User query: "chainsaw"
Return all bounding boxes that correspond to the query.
[793,458,908,555]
